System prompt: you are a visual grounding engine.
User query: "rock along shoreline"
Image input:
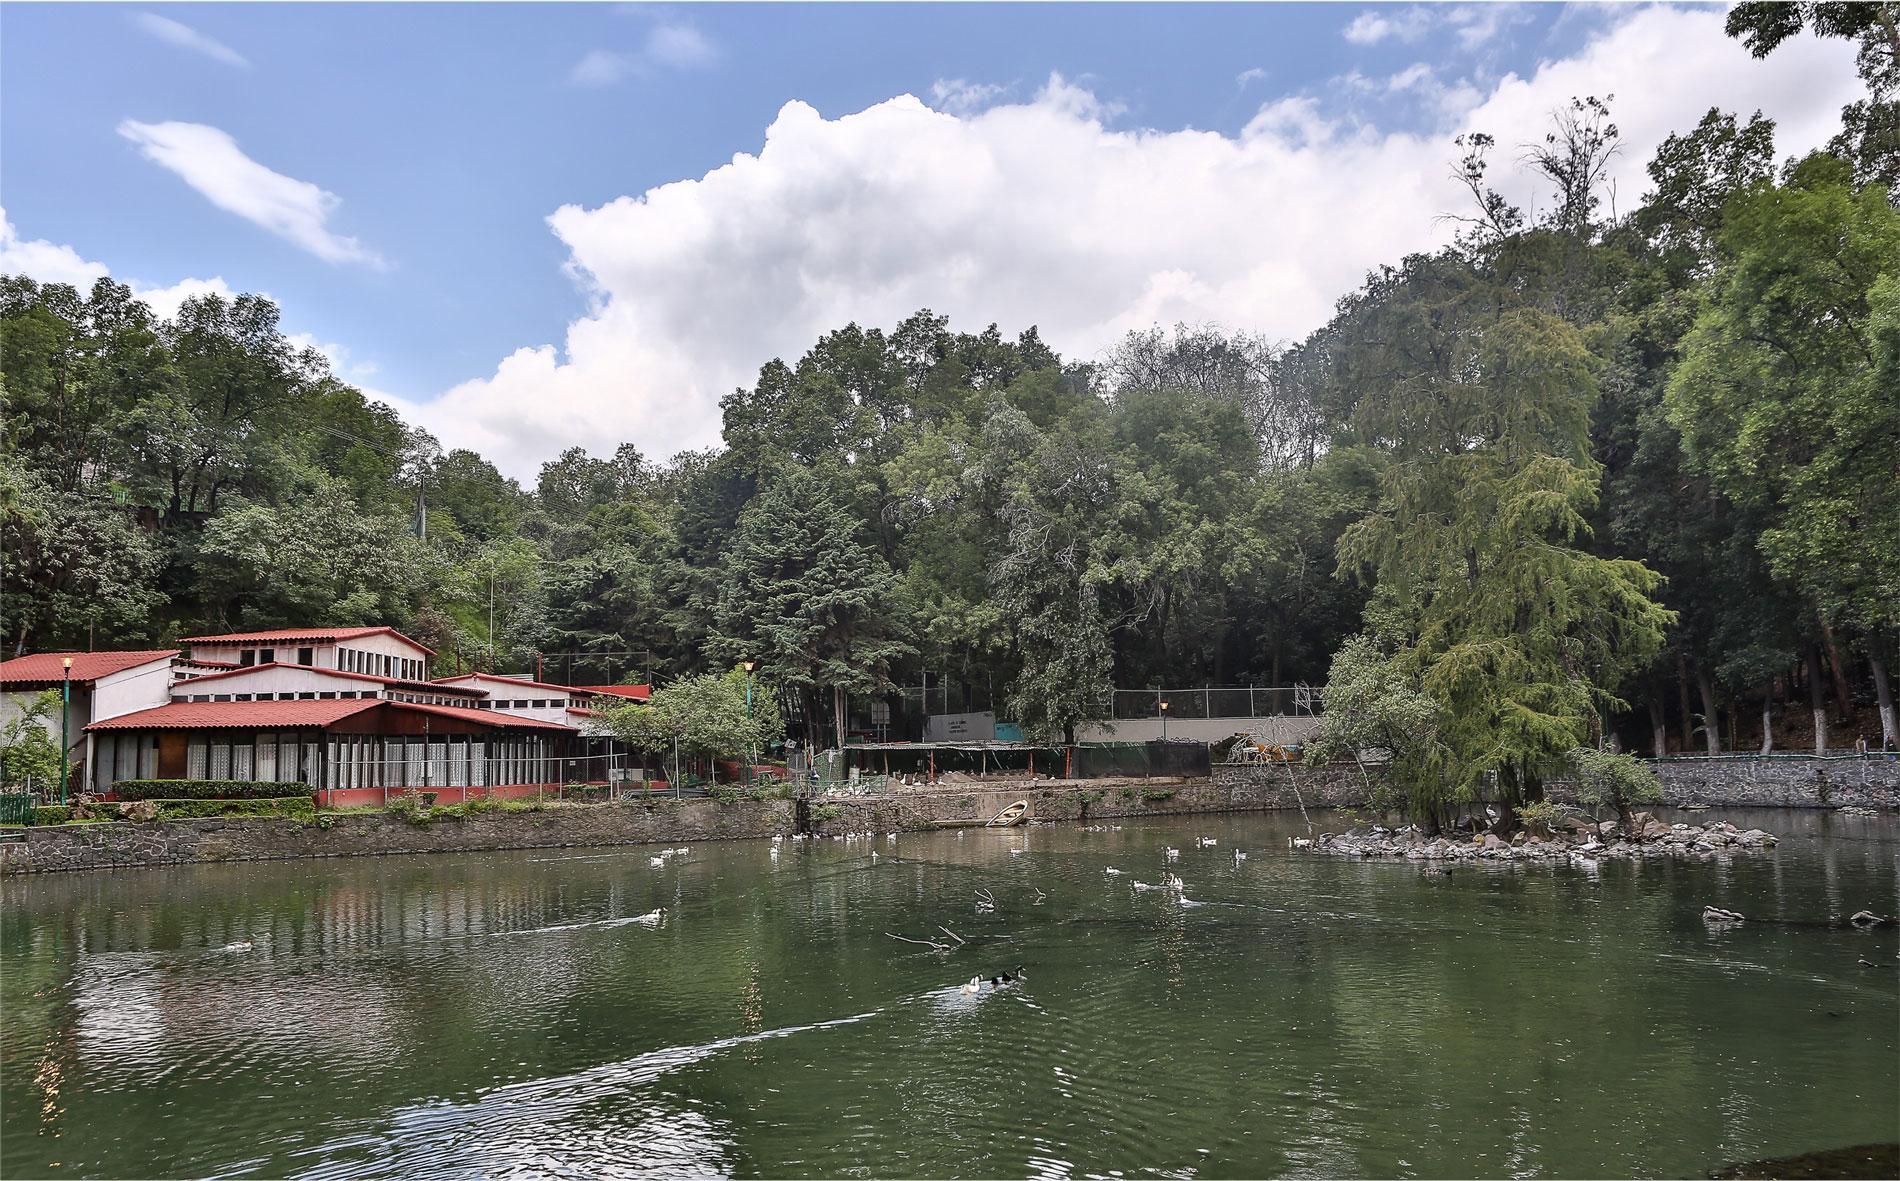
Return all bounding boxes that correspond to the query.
[1302,813,1779,864]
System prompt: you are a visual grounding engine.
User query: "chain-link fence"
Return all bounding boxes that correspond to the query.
[1111,686,1321,721]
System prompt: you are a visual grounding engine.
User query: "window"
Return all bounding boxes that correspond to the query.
[319,692,337,700]
[259,648,275,664]
[297,647,314,666]
[235,694,253,702]
[213,694,232,702]
[187,739,208,779]
[299,692,316,700]
[239,649,256,667]
[256,736,277,782]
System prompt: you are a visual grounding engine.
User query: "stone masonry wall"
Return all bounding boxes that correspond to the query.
[1,798,794,875]
[3,758,1886,875]
[1647,755,1897,810]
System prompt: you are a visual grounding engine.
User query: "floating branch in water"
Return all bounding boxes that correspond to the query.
[886,932,953,952]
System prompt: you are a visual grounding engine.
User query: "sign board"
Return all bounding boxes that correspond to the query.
[925,711,996,743]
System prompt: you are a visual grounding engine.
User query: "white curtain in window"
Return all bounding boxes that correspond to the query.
[256,736,277,782]
[187,738,208,779]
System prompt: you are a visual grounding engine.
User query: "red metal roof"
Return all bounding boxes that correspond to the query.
[0,650,178,687]
[176,662,483,695]
[87,699,380,731]
[87,698,576,733]
[433,673,592,696]
[575,684,651,701]
[182,626,435,656]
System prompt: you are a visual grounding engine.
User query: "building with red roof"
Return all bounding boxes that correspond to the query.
[4,626,653,801]
[2,649,182,790]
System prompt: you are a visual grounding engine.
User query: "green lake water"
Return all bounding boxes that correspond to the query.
[2,808,1895,1179]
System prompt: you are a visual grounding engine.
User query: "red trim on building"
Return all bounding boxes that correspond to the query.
[181,625,435,656]
[574,684,651,701]
[86,698,574,733]
[171,661,484,696]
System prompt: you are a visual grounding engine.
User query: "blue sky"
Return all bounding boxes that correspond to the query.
[0,3,1860,478]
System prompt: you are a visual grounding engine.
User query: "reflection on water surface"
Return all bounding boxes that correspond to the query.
[2,808,1894,1178]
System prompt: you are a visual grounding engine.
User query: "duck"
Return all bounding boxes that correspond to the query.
[223,940,254,953]
[1234,850,1248,863]
[649,856,667,868]
[960,976,983,995]
[987,966,1026,987]
[1104,866,1125,876]
[1163,847,1180,861]
[1198,837,1218,848]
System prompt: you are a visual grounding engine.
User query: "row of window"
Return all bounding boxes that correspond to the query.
[339,647,425,681]
[178,691,380,703]
[89,732,561,790]
[171,690,565,709]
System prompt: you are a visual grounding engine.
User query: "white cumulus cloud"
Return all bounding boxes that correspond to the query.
[118,120,384,267]
[413,6,1859,481]
[131,12,251,69]
[1,206,234,317]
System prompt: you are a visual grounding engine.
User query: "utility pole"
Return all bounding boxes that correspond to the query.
[59,657,72,804]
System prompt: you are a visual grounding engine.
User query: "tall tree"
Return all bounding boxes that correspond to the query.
[711,465,913,748]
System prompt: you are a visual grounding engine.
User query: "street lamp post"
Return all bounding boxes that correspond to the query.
[742,661,756,787]
[1159,698,1170,742]
[59,657,72,804]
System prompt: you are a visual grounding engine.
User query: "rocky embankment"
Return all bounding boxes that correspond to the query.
[1304,813,1778,864]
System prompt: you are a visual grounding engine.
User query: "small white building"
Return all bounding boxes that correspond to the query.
[0,649,181,791]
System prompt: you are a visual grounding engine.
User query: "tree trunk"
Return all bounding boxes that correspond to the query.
[1676,651,1695,751]
[1817,616,1854,722]
[1870,650,1898,752]
[1759,679,1774,754]
[1804,645,1829,754]
[1696,666,1721,755]
[1648,698,1668,758]
[833,686,847,752]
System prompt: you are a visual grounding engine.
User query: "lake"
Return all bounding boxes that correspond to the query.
[2,808,1894,1179]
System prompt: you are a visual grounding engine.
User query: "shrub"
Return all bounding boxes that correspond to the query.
[1514,799,1566,837]
[810,803,843,823]
[1141,788,1176,802]
[32,805,70,826]
[114,780,307,802]
[156,797,314,821]
[383,791,433,825]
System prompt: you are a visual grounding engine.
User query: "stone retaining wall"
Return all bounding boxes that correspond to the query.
[4,758,1886,875]
[1648,755,1897,810]
[0,798,793,875]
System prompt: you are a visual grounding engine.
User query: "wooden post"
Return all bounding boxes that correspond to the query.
[929,748,936,784]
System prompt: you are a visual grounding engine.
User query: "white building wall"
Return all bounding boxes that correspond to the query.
[435,675,586,724]
[170,665,385,700]
[91,658,179,721]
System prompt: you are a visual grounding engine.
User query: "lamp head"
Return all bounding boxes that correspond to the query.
[1159,700,1169,712]
[743,660,755,673]
[61,657,73,671]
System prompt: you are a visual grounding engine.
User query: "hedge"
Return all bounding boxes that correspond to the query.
[33,805,70,826]
[113,779,308,802]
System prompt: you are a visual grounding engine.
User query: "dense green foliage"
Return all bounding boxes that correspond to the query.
[110,779,306,802]
[0,690,70,790]
[4,15,1895,825]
